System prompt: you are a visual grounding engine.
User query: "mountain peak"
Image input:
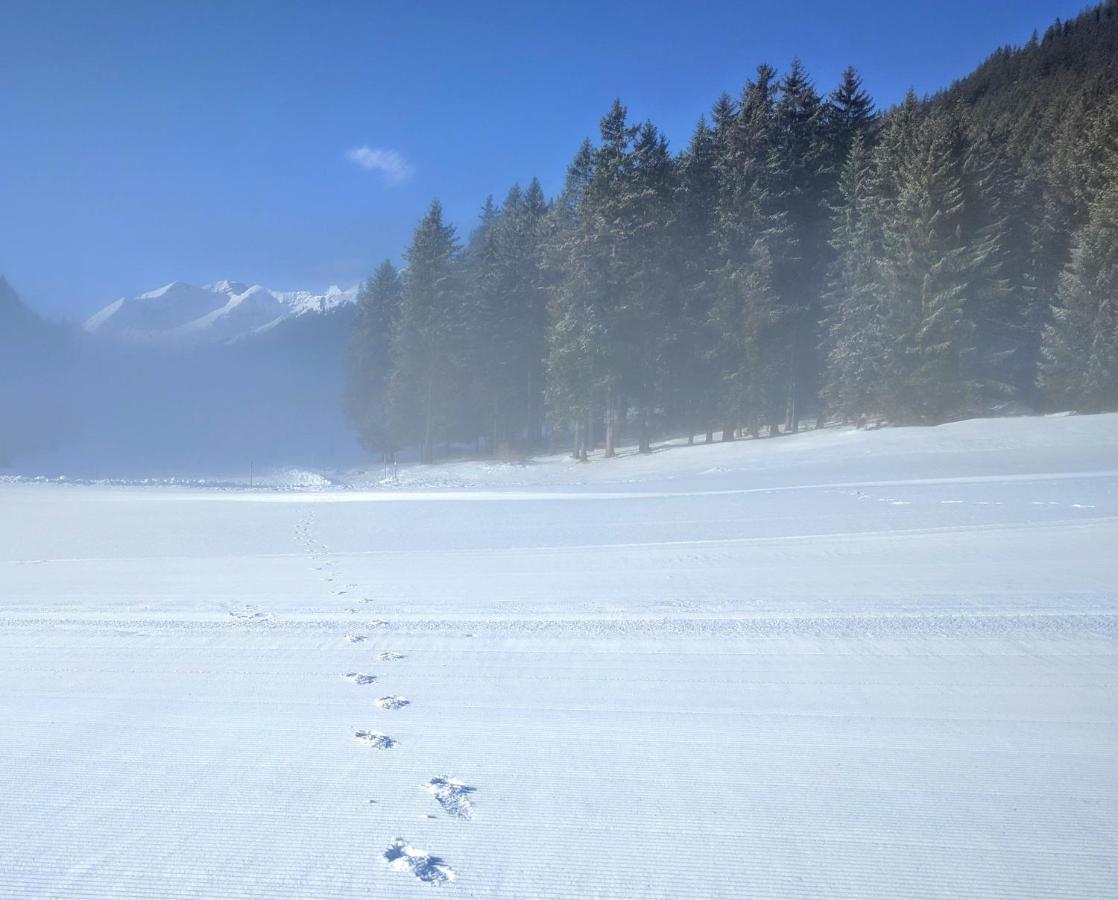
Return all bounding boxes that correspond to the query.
[84,279,359,345]
[205,279,250,296]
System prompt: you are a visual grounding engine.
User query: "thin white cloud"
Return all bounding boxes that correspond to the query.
[345,146,414,185]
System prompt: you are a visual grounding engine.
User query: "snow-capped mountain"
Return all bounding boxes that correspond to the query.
[84,280,359,344]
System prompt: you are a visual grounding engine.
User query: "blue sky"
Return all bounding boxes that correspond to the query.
[0,0,1090,319]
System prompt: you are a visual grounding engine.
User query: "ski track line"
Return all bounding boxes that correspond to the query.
[6,514,1116,565]
[175,467,1118,504]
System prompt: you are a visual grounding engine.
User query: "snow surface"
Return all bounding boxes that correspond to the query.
[83,279,359,344]
[1,414,1116,897]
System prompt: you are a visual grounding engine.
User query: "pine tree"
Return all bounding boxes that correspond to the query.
[712,65,791,437]
[772,58,831,430]
[469,181,551,456]
[464,194,505,454]
[1039,182,1118,410]
[668,116,722,441]
[589,99,639,456]
[824,66,877,171]
[820,135,887,421]
[877,111,977,423]
[502,177,551,448]
[545,139,606,459]
[721,237,783,436]
[346,260,402,458]
[546,101,674,456]
[958,121,1033,402]
[622,119,677,452]
[387,200,464,463]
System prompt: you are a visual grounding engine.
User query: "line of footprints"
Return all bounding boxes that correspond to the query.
[295,515,468,887]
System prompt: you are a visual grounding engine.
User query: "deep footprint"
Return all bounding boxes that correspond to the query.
[384,839,457,885]
[345,634,367,643]
[425,777,475,819]
[343,672,377,685]
[379,651,406,661]
[354,730,397,749]
[377,695,410,710]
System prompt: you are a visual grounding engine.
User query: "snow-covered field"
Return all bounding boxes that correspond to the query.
[1,415,1116,898]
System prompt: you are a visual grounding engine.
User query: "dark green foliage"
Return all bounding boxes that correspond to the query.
[666,117,722,440]
[711,65,792,436]
[821,135,887,421]
[825,66,877,172]
[345,2,1118,462]
[386,201,465,463]
[346,261,402,455]
[1040,116,1118,410]
[469,180,551,456]
[876,110,977,423]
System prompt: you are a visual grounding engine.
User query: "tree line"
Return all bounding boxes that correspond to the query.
[347,2,1118,463]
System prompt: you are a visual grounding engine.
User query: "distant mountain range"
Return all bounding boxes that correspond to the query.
[0,275,58,344]
[1,275,362,474]
[83,279,360,344]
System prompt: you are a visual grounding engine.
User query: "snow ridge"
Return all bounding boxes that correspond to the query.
[83,280,359,345]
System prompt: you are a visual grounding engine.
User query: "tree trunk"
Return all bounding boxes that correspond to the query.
[705,428,714,444]
[722,423,735,442]
[422,377,434,464]
[604,383,616,458]
[638,406,651,454]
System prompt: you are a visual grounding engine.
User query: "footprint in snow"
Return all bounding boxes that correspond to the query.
[379,651,406,661]
[343,672,377,685]
[354,730,397,750]
[229,605,272,624]
[345,634,367,643]
[425,777,475,819]
[377,695,410,710]
[384,839,457,885]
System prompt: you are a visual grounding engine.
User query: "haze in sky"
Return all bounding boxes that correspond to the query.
[0,0,1090,319]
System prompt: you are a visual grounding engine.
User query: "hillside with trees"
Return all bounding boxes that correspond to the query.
[347,1,1118,462]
